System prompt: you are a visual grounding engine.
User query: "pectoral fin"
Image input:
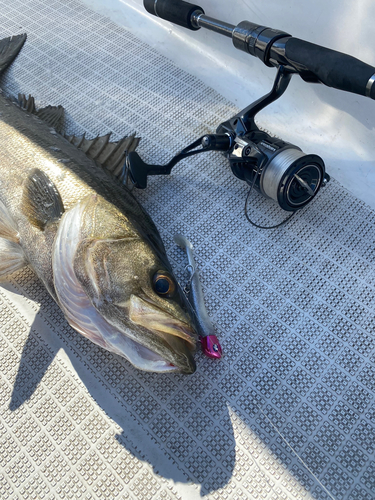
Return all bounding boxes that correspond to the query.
[0,238,26,280]
[0,199,19,242]
[0,199,27,278]
[22,168,64,230]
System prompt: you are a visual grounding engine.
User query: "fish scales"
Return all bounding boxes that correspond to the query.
[0,98,156,292]
[0,34,197,374]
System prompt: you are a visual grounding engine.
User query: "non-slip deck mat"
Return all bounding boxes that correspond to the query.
[0,1,375,499]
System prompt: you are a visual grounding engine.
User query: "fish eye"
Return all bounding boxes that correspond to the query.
[153,272,175,297]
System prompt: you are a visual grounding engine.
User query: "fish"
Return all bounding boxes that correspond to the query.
[0,34,197,374]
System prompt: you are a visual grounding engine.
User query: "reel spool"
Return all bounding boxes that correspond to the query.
[213,66,329,216]
[222,130,326,212]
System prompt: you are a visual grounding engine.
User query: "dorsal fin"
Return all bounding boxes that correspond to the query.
[1,33,140,182]
[18,93,36,113]
[18,93,64,133]
[17,93,140,180]
[37,105,64,133]
[0,34,26,75]
[65,132,140,178]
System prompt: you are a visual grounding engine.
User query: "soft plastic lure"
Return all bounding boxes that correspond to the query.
[174,234,222,359]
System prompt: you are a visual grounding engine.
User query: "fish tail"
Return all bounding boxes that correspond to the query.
[0,34,26,76]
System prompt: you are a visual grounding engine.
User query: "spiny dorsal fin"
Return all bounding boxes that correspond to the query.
[0,34,26,75]
[18,91,140,180]
[37,105,64,133]
[18,93,36,113]
[66,133,85,149]
[18,93,64,133]
[65,132,140,179]
[22,168,64,230]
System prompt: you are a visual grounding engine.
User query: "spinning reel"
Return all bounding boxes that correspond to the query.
[127,0,375,222]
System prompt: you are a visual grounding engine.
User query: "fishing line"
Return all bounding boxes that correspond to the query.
[178,246,334,498]
[244,161,297,229]
[253,404,337,500]
[226,376,337,500]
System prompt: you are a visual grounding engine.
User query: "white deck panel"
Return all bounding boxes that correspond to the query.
[0,1,374,499]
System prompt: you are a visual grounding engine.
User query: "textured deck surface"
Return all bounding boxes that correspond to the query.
[0,1,375,499]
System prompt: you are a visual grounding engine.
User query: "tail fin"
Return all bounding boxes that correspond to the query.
[0,34,26,75]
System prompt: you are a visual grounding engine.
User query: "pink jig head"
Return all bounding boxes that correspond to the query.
[174,234,222,360]
[201,335,223,359]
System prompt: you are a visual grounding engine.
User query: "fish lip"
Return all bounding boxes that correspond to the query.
[134,292,198,342]
[179,357,196,374]
[127,293,197,373]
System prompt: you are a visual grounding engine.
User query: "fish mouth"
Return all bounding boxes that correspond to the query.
[128,294,197,374]
[128,294,196,346]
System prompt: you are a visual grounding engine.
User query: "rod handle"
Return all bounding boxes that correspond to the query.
[143,0,204,31]
[285,38,375,99]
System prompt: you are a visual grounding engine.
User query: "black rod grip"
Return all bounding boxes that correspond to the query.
[285,38,375,98]
[143,0,204,30]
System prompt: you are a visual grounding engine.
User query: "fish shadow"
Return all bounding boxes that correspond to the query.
[4,275,235,495]
[9,329,55,411]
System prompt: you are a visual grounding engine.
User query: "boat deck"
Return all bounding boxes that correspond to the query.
[0,1,374,499]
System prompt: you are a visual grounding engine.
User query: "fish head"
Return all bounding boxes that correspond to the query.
[69,195,197,374]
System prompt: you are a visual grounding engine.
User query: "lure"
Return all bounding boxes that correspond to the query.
[174,234,222,359]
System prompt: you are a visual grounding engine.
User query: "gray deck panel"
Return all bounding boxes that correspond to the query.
[0,1,374,499]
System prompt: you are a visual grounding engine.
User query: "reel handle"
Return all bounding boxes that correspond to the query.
[127,134,231,188]
[143,0,204,30]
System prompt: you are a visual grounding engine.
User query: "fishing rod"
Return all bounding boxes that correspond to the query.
[127,0,375,225]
